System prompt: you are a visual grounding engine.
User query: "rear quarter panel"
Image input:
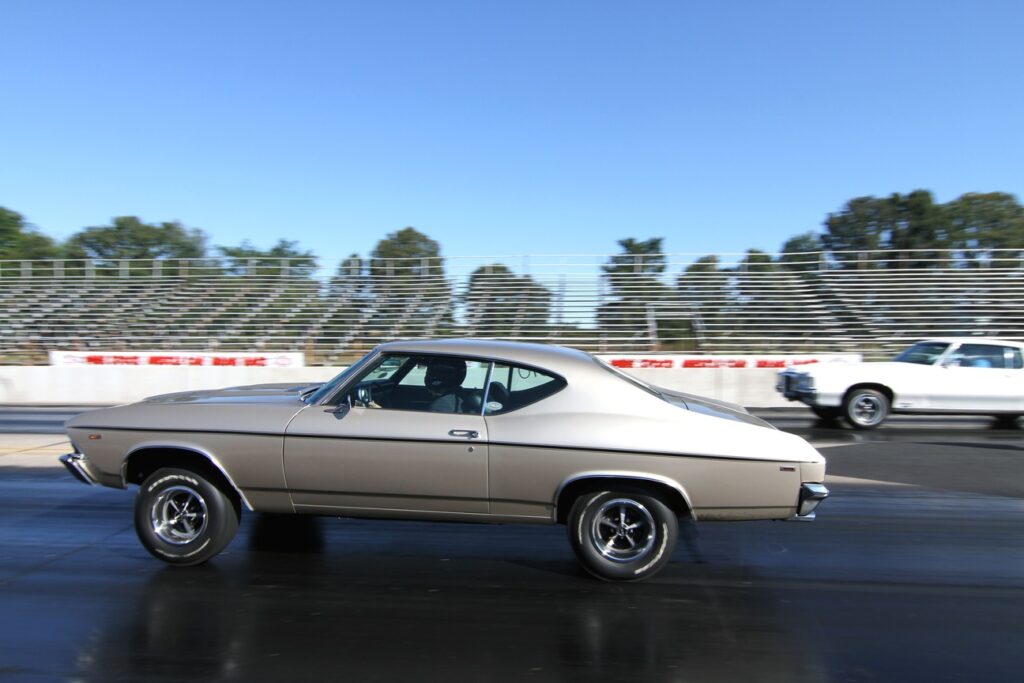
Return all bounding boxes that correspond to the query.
[485,388,818,521]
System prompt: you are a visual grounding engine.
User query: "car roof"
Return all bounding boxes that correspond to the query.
[376,338,599,373]
[919,337,1024,348]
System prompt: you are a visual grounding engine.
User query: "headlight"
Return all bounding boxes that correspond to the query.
[794,374,815,391]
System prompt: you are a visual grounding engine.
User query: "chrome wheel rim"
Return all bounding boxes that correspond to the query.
[851,393,885,426]
[151,485,208,545]
[589,498,656,563]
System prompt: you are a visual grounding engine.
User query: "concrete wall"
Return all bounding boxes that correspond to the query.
[0,365,793,407]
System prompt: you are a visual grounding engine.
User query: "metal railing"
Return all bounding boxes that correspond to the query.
[1,249,1021,364]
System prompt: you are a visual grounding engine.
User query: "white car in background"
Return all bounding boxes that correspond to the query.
[777,338,1024,429]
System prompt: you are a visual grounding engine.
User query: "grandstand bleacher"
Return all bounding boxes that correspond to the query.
[1,251,1021,364]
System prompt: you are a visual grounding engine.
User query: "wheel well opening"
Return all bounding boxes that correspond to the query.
[844,383,893,404]
[555,477,691,524]
[123,447,242,510]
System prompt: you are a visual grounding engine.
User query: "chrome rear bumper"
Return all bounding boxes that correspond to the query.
[788,482,829,521]
[59,452,97,486]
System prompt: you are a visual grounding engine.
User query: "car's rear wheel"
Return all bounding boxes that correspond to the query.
[135,467,240,566]
[568,490,678,582]
[843,388,890,429]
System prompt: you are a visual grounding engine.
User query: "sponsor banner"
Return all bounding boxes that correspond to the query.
[595,354,862,369]
[49,351,305,368]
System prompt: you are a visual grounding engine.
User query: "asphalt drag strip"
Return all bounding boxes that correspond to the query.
[1,426,1022,682]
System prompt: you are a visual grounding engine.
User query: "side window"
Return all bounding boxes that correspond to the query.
[1010,348,1024,370]
[347,354,489,415]
[947,344,1008,369]
[485,363,566,415]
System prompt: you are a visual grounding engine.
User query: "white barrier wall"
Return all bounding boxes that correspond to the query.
[0,365,796,407]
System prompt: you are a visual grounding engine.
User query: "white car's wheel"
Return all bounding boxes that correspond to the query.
[843,388,889,430]
[568,490,678,582]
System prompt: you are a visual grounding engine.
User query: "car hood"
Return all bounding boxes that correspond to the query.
[655,387,776,429]
[786,361,918,377]
[141,382,323,405]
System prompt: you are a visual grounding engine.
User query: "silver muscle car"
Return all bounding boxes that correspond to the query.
[61,339,828,581]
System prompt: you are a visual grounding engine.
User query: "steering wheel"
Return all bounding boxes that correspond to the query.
[354,381,395,408]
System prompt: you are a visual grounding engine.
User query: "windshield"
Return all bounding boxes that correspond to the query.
[893,342,949,365]
[304,350,379,404]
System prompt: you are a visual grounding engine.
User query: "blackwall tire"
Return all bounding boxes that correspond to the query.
[811,406,842,421]
[134,467,240,566]
[568,490,678,582]
[993,414,1021,428]
[843,388,890,430]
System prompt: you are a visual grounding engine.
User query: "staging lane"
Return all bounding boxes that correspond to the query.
[1,421,1023,681]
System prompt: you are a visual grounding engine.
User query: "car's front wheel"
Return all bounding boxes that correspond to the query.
[134,468,240,566]
[568,490,678,582]
[843,388,890,429]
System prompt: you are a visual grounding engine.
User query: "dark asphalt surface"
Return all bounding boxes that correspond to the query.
[0,408,85,434]
[1,411,1023,682]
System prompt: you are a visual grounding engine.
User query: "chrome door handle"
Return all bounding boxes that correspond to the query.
[448,429,479,439]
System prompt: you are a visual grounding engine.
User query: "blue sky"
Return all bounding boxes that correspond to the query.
[2,0,1022,265]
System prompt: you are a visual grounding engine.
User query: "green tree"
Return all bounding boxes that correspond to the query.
[369,227,443,282]
[598,238,670,346]
[601,238,666,294]
[64,216,207,262]
[369,227,450,334]
[464,264,551,338]
[946,192,1024,264]
[738,248,776,273]
[217,239,318,276]
[675,255,732,343]
[736,249,795,339]
[779,232,823,271]
[885,190,951,267]
[735,249,778,302]
[676,255,728,296]
[0,207,60,262]
[332,253,369,295]
[822,191,952,268]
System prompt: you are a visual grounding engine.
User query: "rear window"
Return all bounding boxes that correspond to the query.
[946,344,1016,370]
[485,363,566,415]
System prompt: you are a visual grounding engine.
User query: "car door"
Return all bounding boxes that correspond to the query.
[283,354,490,514]
[931,343,1022,412]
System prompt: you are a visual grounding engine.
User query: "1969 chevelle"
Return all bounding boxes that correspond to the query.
[61,339,828,581]
[777,337,1024,429]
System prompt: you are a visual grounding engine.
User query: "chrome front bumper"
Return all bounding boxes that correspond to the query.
[789,482,829,521]
[59,452,98,486]
[776,373,817,402]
